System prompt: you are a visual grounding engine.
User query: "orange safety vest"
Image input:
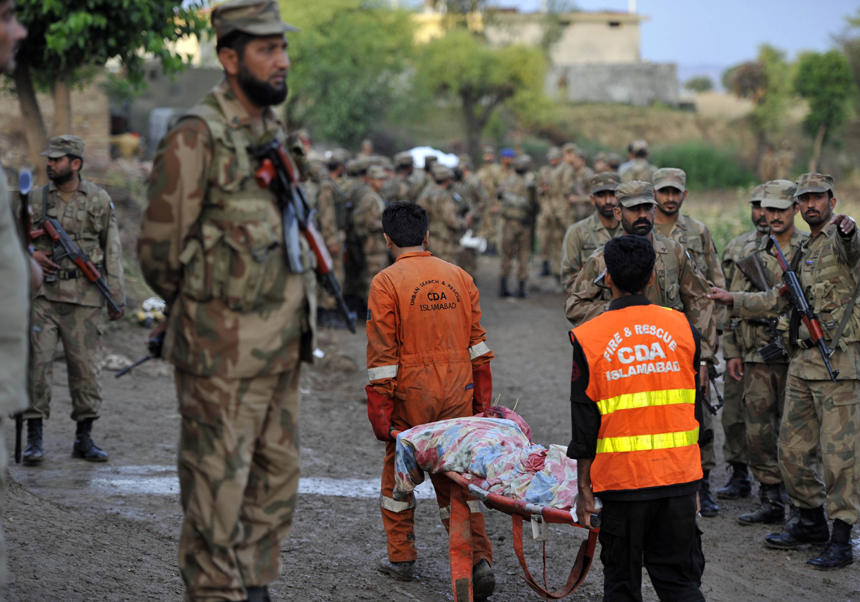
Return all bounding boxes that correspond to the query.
[571,303,702,493]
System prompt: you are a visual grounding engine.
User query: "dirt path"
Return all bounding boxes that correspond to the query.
[4,256,860,601]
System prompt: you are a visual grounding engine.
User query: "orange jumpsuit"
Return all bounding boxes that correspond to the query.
[367,250,494,564]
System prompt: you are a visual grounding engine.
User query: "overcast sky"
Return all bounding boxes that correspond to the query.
[493,0,857,66]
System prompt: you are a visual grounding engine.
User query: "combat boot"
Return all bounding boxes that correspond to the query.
[765,506,829,550]
[717,462,752,499]
[517,280,529,298]
[807,520,853,570]
[738,483,784,525]
[72,418,108,462]
[22,418,43,466]
[377,558,415,581]
[499,277,513,298]
[245,586,272,602]
[539,260,551,277]
[473,559,495,601]
[699,471,719,517]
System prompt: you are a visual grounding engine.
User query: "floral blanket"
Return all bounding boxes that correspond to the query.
[393,407,579,510]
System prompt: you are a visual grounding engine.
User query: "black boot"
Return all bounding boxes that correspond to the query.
[245,585,272,602]
[539,260,551,277]
[499,277,512,298]
[717,462,752,499]
[807,520,853,570]
[699,471,719,517]
[473,559,495,601]
[72,418,108,462]
[765,506,829,549]
[738,483,784,525]
[517,280,529,298]
[22,418,43,466]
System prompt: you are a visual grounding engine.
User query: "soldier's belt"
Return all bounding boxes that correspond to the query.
[55,264,105,280]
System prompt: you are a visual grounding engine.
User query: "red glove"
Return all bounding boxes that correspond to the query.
[366,385,394,441]
[471,363,493,415]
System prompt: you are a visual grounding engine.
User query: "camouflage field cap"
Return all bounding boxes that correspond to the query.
[458,154,473,170]
[482,145,496,155]
[546,146,562,161]
[630,139,649,154]
[346,158,366,176]
[561,142,579,154]
[594,151,608,162]
[590,172,620,194]
[760,179,797,210]
[394,151,413,168]
[607,153,623,168]
[41,135,85,158]
[212,0,298,40]
[615,181,657,208]
[794,173,834,197]
[328,148,350,165]
[431,164,453,181]
[749,183,767,204]
[653,167,686,192]
[367,165,387,180]
[513,154,532,170]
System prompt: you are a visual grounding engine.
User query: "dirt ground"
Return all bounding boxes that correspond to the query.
[4,255,860,602]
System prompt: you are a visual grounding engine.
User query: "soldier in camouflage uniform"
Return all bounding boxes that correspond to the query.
[315,149,348,326]
[137,2,318,599]
[390,152,417,203]
[499,155,537,298]
[715,183,769,501]
[352,166,389,306]
[453,155,487,277]
[776,140,795,181]
[559,172,621,289]
[650,167,727,514]
[619,139,657,183]
[24,136,125,465]
[711,173,860,570]
[476,147,504,255]
[536,147,562,277]
[757,145,778,183]
[417,164,466,266]
[723,181,808,525]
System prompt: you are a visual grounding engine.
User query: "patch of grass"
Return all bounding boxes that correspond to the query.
[651,142,757,191]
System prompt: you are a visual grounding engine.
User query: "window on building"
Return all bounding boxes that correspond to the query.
[609,21,621,28]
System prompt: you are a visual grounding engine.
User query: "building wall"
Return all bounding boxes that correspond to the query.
[551,17,641,65]
[547,63,678,107]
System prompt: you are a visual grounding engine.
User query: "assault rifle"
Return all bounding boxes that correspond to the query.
[702,365,724,416]
[115,321,166,378]
[251,140,356,334]
[735,252,788,363]
[766,235,838,382]
[30,219,123,315]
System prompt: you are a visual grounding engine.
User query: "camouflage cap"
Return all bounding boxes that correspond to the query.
[346,158,366,176]
[561,142,580,155]
[546,146,562,161]
[41,135,85,158]
[761,179,797,209]
[749,183,767,204]
[652,167,686,192]
[458,154,474,170]
[615,181,657,208]
[630,139,649,154]
[367,165,387,180]
[591,172,620,194]
[482,145,496,155]
[607,153,622,168]
[594,151,609,163]
[794,172,834,197]
[513,154,532,170]
[211,0,298,40]
[328,148,350,165]
[394,151,413,168]
[431,164,453,181]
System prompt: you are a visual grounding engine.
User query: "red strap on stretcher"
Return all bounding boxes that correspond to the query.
[511,514,599,600]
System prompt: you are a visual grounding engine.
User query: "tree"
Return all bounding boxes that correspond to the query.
[414,29,546,161]
[13,0,208,180]
[834,8,860,102]
[282,0,415,148]
[684,76,714,94]
[794,50,854,172]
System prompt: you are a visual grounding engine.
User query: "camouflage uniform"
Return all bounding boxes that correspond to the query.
[27,138,125,423]
[730,174,860,527]
[417,167,466,266]
[570,165,596,223]
[536,148,562,274]
[758,151,778,183]
[499,161,536,283]
[620,158,658,183]
[452,168,488,276]
[476,161,504,250]
[138,3,316,599]
[315,174,345,311]
[353,171,388,303]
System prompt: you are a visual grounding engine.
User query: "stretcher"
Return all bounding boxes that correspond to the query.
[391,430,599,601]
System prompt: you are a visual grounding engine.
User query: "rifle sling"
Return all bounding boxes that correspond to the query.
[787,241,807,347]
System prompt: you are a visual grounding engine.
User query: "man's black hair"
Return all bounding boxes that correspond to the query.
[216,31,255,58]
[604,235,656,295]
[382,201,429,248]
[634,148,648,158]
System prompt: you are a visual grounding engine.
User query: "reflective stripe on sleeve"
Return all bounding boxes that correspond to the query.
[596,388,695,416]
[439,500,483,520]
[380,494,415,513]
[469,341,491,360]
[367,364,398,381]
[596,427,699,454]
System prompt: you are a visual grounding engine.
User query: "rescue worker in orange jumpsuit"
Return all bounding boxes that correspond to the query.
[570,235,707,602]
[365,201,495,599]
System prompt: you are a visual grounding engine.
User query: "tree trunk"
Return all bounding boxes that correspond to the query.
[53,70,73,136]
[461,90,483,165]
[809,123,827,173]
[13,61,49,185]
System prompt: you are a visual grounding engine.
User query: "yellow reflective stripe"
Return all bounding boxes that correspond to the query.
[596,427,699,454]
[596,389,695,416]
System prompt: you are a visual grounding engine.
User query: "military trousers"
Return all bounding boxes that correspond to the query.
[741,363,787,484]
[721,369,749,466]
[500,220,531,282]
[540,218,565,277]
[318,254,345,311]
[175,367,301,602]
[26,297,102,422]
[779,374,860,525]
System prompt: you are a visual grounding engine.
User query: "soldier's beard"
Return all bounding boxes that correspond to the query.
[47,166,75,186]
[237,64,288,107]
[598,203,617,218]
[622,217,652,236]
[755,219,769,233]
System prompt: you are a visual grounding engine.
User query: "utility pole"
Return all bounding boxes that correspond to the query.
[629,0,637,13]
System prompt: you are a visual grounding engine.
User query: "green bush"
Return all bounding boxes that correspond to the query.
[650,142,757,191]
